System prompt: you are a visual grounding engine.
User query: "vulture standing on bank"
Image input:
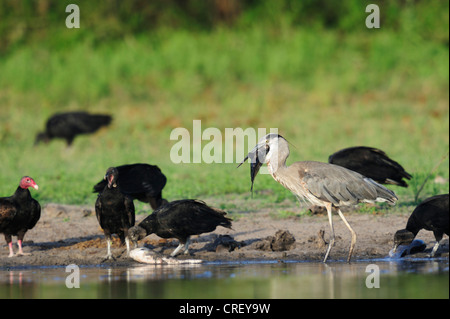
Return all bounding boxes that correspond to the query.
[0,176,41,257]
[93,163,167,210]
[128,199,232,257]
[35,111,112,146]
[95,167,135,261]
[328,146,412,187]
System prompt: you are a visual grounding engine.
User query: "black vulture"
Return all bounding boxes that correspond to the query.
[128,199,232,257]
[0,176,41,257]
[328,146,412,187]
[35,111,112,146]
[93,163,167,209]
[393,194,449,257]
[95,167,135,261]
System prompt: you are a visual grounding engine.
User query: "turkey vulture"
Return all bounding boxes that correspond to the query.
[393,194,449,257]
[128,199,232,256]
[328,146,412,187]
[93,163,167,209]
[95,167,135,261]
[35,111,112,146]
[0,176,41,257]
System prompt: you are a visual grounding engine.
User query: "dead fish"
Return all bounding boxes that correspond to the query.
[389,239,426,258]
[129,247,203,264]
[237,142,267,196]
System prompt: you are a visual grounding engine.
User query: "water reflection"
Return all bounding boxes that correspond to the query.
[1,259,448,299]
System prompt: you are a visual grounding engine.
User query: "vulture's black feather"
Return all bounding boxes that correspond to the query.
[93,163,167,209]
[95,167,135,260]
[329,146,412,187]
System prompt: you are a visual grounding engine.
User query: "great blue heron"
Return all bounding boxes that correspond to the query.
[238,133,398,262]
[393,194,449,257]
[328,146,412,187]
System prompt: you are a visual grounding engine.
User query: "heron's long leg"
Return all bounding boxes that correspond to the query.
[323,203,335,263]
[337,209,357,263]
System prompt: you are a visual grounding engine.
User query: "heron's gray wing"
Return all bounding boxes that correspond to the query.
[299,162,385,205]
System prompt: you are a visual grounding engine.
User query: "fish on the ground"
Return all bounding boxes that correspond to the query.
[129,247,203,264]
[389,239,426,258]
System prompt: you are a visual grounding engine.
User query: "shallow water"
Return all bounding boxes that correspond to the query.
[1,258,448,299]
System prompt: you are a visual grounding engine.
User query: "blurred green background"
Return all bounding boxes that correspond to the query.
[0,0,448,213]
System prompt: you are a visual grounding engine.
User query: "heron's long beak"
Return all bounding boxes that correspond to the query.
[237,142,266,167]
[237,142,268,196]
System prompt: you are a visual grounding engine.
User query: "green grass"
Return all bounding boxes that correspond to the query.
[0,25,448,210]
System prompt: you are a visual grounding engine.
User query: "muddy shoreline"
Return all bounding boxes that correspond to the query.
[1,203,448,269]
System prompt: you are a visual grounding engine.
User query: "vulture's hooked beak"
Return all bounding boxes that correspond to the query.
[105,174,117,188]
[392,243,399,254]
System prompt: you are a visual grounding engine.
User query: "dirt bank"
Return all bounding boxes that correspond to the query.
[0,202,448,269]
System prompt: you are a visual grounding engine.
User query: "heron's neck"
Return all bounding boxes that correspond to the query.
[267,147,289,176]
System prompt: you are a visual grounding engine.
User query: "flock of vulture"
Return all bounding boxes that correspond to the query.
[1,111,448,262]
